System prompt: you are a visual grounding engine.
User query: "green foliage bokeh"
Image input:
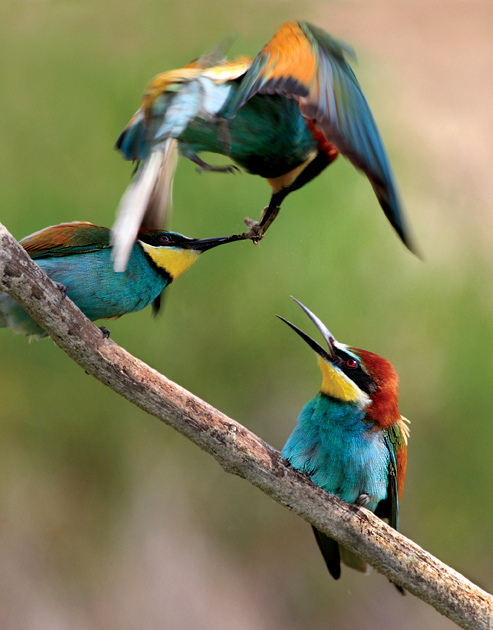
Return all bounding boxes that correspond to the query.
[0,1,491,628]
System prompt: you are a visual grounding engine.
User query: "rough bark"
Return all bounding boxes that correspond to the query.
[0,221,491,630]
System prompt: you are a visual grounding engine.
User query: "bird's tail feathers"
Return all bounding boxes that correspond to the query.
[312,527,341,580]
[0,293,46,338]
[339,545,369,574]
[312,527,369,578]
[116,109,149,161]
[111,139,178,272]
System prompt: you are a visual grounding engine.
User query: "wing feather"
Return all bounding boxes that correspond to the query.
[21,222,109,259]
[382,418,409,531]
[111,149,169,272]
[225,21,415,251]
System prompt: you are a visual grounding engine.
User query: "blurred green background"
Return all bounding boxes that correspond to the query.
[0,1,492,628]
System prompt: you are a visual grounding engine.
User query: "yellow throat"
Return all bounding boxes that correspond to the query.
[318,357,370,406]
[139,242,200,280]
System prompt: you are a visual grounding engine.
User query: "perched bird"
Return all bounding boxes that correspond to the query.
[112,20,415,271]
[0,221,238,338]
[278,298,409,590]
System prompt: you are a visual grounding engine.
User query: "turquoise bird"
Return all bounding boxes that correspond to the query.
[279,298,409,590]
[0,221,238,338]
[112,21,414,271]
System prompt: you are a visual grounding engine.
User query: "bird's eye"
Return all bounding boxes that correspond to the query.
[159,234,172,244]
[346,358,358,368]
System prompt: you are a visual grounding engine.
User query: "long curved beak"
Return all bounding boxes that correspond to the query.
[190,233,245,252]
[277,297,337,362]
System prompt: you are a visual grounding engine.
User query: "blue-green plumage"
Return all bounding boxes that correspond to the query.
[279,298,409,589]
[283,394,390,511]
[180,90,319,179]
[112,21,416,272]
[0,222,237,338]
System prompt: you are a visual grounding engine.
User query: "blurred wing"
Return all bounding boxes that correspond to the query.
[117,58,252,162]
[111,141,177,272]
[142,137,179,230]
[226,21,414,251]
[21,222,110,259]
[142,57,251,120]
[113,56,251,273]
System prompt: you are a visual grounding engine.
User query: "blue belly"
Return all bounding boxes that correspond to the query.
[0,246,168,337]
[283,394,390,511]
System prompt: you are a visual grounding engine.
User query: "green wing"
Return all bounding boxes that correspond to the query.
[381,422,408,531]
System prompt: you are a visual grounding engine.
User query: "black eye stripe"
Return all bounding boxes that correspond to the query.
[333,348,377,396]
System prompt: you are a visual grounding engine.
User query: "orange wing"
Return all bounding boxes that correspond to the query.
[21,222,110,258]
[143,56,252,118]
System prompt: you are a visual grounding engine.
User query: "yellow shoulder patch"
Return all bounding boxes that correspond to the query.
[139,242,200,280]
[202,57,252,82]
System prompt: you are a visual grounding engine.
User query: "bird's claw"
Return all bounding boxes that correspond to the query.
[99,326,111,339]
[196,163,239,175]
[226,219,265,244]
[242,218,265,244]
[55,282,68,299]
[355,493,371,507]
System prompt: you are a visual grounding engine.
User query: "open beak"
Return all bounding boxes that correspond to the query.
[277,297,337,362]
[190,233,245,252]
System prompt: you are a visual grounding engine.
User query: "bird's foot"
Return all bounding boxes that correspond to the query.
[242,217,265,243]
[191,153,239,175]
[196,163,239,175]
[239,205,281,243]
[55,282,68,299]
[355,493,371,507]
[99,326,111,339]
[226,218,265,244]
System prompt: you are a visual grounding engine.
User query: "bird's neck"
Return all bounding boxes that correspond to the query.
[352,348,401,429]
[311,393,371,433]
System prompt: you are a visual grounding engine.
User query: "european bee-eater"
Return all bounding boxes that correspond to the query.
[0,221,238,338]
[112,21,414,271]
[279,298,409,591]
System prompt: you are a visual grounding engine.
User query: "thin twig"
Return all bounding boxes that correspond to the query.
[0,221,491,630]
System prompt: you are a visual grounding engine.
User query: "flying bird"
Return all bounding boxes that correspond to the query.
[113,21,415,271]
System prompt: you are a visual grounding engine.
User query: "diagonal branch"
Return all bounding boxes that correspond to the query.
[0,221,491,630]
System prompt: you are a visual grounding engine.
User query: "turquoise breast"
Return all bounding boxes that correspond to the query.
[283,394,390,511]
[0,244,169,337]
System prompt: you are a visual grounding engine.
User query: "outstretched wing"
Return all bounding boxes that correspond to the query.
[21,222,110,259]
[226,21,415,252]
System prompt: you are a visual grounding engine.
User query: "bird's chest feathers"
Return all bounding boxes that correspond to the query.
[283,395,389,509]
[139,242,200,280]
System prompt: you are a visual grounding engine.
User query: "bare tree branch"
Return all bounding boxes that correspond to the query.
[0,221,491,630]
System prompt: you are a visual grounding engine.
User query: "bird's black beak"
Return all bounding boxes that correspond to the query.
[189,233,245,252]
[277,297,337,362]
